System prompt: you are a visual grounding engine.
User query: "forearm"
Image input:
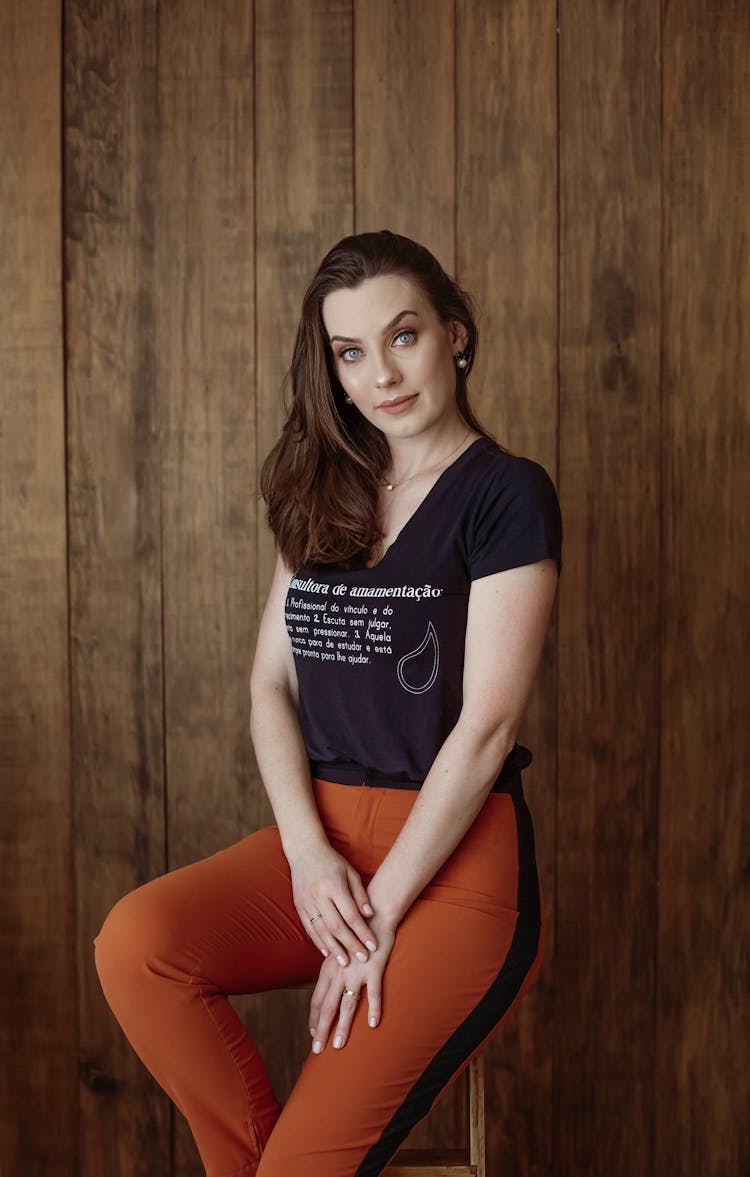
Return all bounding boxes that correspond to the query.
[250,681,379,963]
[249,682,328,860]
[366,719,515,927]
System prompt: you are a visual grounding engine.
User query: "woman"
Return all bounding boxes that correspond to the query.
[94,229,563,1177]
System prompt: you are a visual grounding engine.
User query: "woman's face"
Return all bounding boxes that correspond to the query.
[321,273,468,440]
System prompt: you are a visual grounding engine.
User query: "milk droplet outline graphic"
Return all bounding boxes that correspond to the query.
[396,621,440,694]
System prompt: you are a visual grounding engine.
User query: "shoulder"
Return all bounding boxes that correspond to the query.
[462,438,563,577]
[465,437,559,504]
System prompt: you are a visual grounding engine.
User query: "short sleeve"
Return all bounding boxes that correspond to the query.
[467,456,563,579]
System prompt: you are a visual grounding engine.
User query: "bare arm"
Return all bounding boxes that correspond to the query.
[367,557,559,925]
[249,552,377,963]
[249,553,324,856]
[309,556,559,1051]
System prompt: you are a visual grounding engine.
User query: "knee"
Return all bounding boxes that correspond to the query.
[93,879,177,996]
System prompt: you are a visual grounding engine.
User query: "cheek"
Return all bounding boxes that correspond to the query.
[414,335,451,374]
[418,347,454,389]
[338,365,371,402]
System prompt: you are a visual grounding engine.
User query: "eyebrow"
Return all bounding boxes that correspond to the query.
[328,309,419,345]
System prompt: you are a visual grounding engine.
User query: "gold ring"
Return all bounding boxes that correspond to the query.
[342,988,360,1000]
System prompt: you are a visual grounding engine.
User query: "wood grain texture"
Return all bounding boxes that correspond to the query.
[385,1160,475,1177]
[557,1,662,1173]
[354,0,460,1153]
[255,0,354,596]
[156,0,257,882]
[553,0,659,1172]
[468,1053,486,1176]
[251,0,354,1108]
[658,3,750,1174]
[355,0,455,270]
[0,1,74,1173]
[456,4,559,1173]
[155,3,256,1172]
[64,1,168,1173]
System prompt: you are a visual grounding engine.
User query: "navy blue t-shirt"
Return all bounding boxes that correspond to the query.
[284,436,563,795]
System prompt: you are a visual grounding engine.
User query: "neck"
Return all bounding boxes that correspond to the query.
[384,418,476,483]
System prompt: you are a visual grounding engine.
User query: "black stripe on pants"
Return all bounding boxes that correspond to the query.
[353,790,542,1177]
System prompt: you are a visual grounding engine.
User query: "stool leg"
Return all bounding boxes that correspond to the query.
[469,1054,486,1177]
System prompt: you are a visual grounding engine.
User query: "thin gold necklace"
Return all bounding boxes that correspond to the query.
[382,429,473,492]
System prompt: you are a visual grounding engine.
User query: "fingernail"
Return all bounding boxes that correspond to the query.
[333,1035,343,1049]
[309,1027,316,1037]
[356,951,367,962]
[337,954,347,967]
[312,1040,322,1054]
[321,947,328,956]
[369,1017,378,1028]
[363,903,374,915]
[366,940,377,951]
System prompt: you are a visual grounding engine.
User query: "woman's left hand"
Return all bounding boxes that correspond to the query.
[308,915,396,1053]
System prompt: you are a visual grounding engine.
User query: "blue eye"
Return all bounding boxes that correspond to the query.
[339,346,361,363]
[394,329,416,345]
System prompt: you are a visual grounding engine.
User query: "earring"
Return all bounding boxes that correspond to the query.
[455,351,469,369]
[344,394,353,404]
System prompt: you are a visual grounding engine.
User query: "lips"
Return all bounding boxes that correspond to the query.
[378,393,419,413]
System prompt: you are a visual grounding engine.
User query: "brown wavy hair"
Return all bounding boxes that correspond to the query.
[260,229,495,570]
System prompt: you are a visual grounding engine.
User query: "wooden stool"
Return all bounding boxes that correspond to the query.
[384,1054,486,1177]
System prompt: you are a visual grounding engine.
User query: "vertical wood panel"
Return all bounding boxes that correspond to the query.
[456,3,559,1174]
[354,0,458,1150]
[253,0,354,1106]
[156,3,257,1171]
[557,1,661,1173]
[158,3,257,859]
[0,1,75,1172]
[355,0,455,269]
[255,0,354,594]
[64,1,168,1173]
[658,4,750,1174]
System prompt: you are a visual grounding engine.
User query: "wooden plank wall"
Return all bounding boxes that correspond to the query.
[1,2,747,1176]
[557,2,662,1172]
[63,1,168,1174]
[456,4,559,1169]
[658,4,750,1175]
[0,2,75,1175]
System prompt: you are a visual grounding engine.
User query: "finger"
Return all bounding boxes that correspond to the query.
[314,898,350,966]
[311,984,341,1054]
[309,970,334,1046]
[303,910,329,957]
[309,974,328,1035]
[317,897,368,967]
[338,902,377,954]
[342,873,378,950]
[367,975,382,1029]
[332,988,361,1049]
[347,867,375,919]
[321,896,373,964]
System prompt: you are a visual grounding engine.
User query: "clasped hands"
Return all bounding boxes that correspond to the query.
[290,841,395,1055]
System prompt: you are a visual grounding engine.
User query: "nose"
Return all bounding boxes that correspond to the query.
[373,351,401,389]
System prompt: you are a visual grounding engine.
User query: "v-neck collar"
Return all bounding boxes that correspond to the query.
[362,436,486,571]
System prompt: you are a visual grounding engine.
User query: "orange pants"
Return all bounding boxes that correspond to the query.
[94,778,545,1176]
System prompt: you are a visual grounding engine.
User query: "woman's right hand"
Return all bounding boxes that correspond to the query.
[289,841,378,966]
